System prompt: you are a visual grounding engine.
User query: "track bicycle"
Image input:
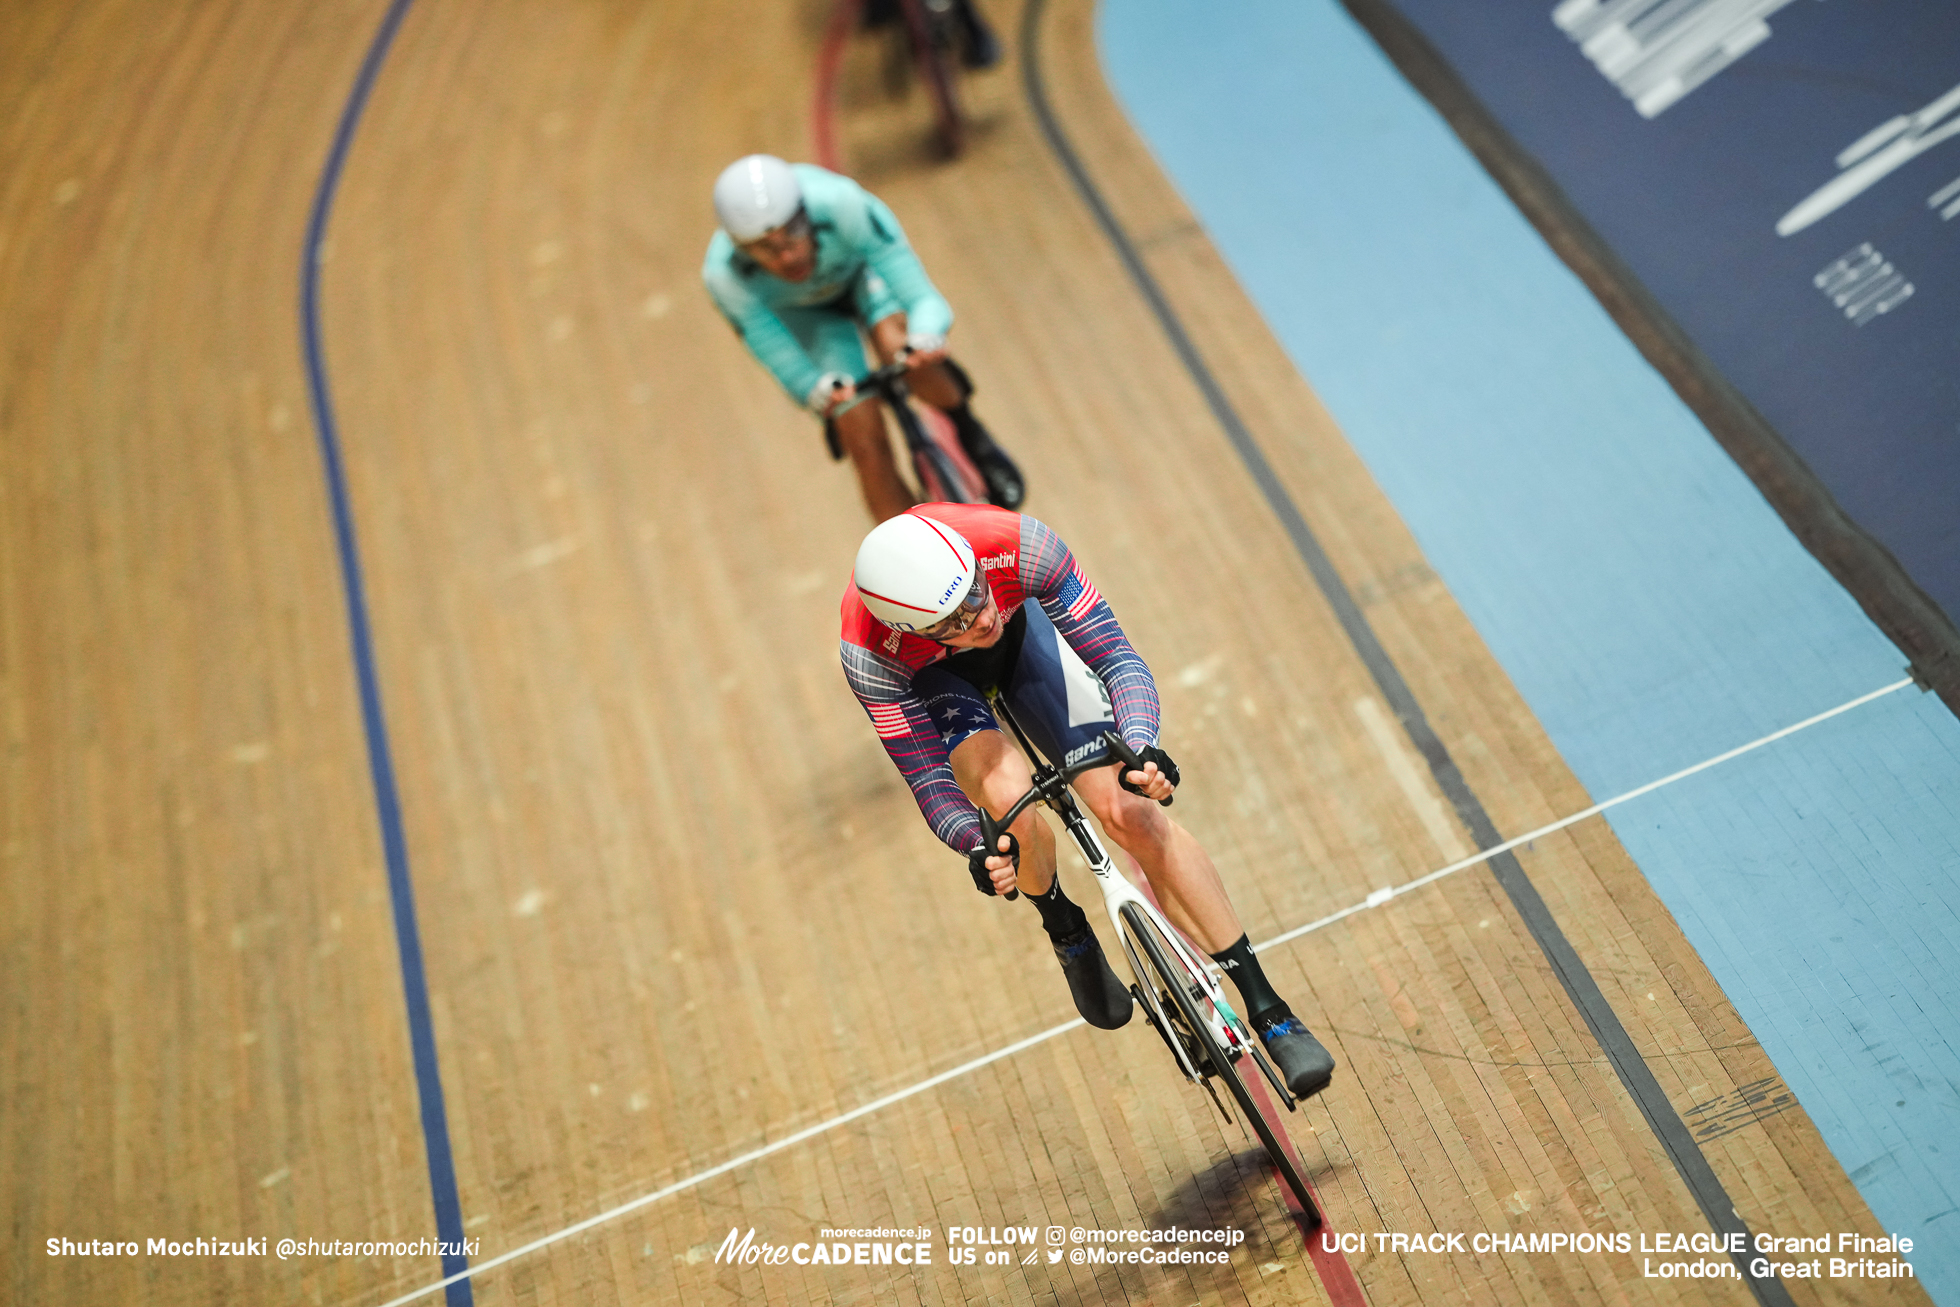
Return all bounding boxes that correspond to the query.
[828,359,992,504]
[859,0,973,158]
[977,698,1323,1223]
[896,0,970,157]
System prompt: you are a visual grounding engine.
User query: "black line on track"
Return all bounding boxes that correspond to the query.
[1018,2,1793,1300]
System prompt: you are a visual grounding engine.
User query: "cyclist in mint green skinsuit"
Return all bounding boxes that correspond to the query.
[702,155,1022,521]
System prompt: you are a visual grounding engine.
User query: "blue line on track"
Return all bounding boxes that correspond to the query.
[299,2,473,1302]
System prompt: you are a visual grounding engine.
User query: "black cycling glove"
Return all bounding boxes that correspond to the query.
[1117,744,1180,803]
[967,830,1021,895]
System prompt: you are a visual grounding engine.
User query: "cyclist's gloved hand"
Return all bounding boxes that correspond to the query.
[1117,744,1180,805]
[967,830,1020,896]
[807,371,853,416]
[902,332,947,365]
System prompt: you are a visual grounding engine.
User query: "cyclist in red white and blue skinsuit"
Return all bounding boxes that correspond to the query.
[841,503,1337,1097]
[841,505,1156,855]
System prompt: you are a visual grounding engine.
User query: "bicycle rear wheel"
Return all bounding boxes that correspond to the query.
[899,0,965,156]
[1122,903,1321,1223]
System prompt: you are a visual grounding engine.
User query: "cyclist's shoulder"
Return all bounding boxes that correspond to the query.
[792,163,870,214]
[906,503,1056,574]
[700,231,757,298]
[795,166,903,245]
[840,587,943,676]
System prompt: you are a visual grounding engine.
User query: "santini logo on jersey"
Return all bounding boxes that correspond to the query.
[1064,740,1108,767]
[979,551,1016,571]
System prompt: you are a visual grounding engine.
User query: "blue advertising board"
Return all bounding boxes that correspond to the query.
[1352,0,1960,684]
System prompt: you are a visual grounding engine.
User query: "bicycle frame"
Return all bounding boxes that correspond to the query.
[837,362,987,503]
[980,698,1294,1110]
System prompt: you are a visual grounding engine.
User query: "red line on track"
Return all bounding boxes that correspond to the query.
[1238,1059,1369,1305]
[812,0,861,171]
[1122,856,1365,1303]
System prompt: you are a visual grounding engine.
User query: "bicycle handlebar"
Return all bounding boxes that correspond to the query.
[854,359,914,392]
[825,359,918,418]
[975,729,1168,879]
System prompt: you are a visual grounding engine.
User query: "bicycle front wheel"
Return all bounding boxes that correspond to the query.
[912,404,987,502]
[1123,903,1321,1223]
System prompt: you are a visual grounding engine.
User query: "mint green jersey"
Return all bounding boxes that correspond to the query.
[702,165,954,404]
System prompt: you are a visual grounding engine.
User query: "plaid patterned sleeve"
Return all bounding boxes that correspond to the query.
[1017,516,1162,750]
[840,641,984,854]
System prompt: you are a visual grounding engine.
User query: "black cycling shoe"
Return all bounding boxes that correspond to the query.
[1253,1005,1335,1098]
[1054,926,1133,1030]
[952,412,1026,509]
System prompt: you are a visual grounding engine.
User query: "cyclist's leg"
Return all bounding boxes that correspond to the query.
[954,0,1002,69]
[912,663,1055,894]
[946,729,1057,897]
[946,725,1129,1027]
[864,310,1020,506]
[1075,764,1335,1090]
[785,306,914,520]
[999,607,1333,1080]
[833,403,916,521]
[918,659,1129,1027]
[995,606,1234,939]
[1071,767,1241,951]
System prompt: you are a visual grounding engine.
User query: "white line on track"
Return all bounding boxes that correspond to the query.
[365,675,1913,1307]
[370,1019,1087,1307]
[1256,675,1915,954]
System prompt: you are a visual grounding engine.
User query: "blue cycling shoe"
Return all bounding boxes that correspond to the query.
[1253,1005,1335,1099]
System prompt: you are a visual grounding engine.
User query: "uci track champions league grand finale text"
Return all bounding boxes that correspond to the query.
[1320,1227,1916,1284]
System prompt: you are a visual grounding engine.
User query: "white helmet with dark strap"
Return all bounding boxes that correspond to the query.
[712,154,802,242]
[853,513,980,634]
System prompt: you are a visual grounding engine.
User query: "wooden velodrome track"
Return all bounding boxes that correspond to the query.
[1,1,1931,1304]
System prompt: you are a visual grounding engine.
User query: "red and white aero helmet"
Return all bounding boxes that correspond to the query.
[853,513,977,633]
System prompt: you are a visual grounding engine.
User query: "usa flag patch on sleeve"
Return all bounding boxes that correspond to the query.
[1059,561,1103,622]
[867,701,911,740]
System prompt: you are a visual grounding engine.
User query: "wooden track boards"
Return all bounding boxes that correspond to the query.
[0,0,1926,1304]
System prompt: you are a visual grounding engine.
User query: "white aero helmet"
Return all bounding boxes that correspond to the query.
[712,154,802,242]
[854,513,979,634]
